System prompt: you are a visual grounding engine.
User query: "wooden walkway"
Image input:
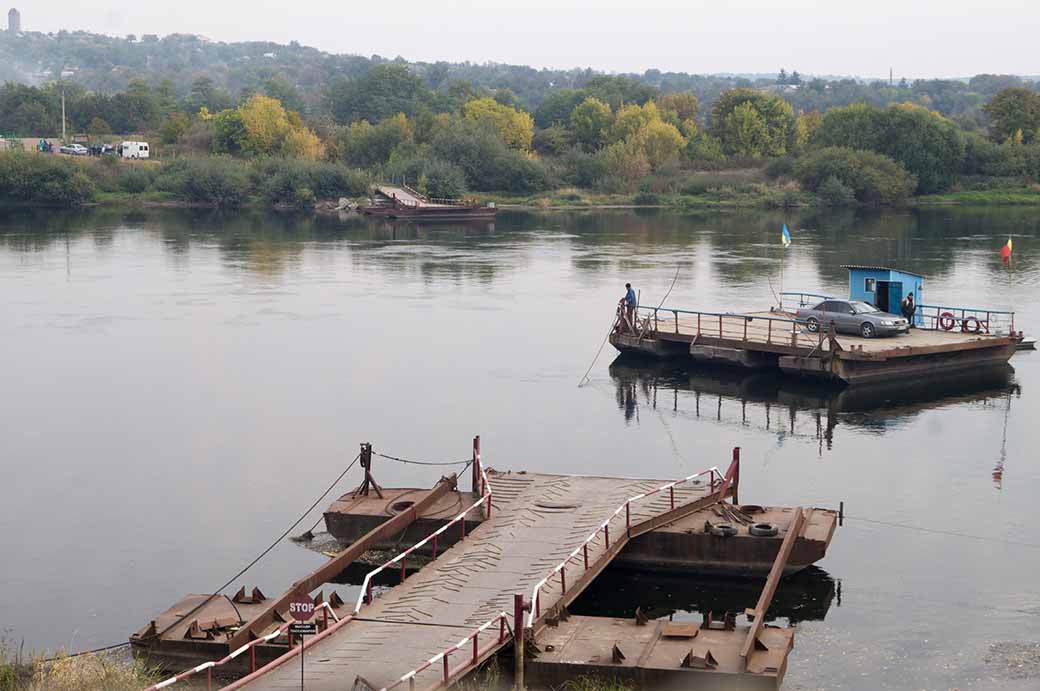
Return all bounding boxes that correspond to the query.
[237,469,725,691]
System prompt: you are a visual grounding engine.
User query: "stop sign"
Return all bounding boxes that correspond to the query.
[288,594,315,622]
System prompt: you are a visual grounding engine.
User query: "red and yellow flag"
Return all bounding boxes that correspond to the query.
[999,237,1013,261]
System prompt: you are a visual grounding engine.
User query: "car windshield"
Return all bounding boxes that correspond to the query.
[850,301,880,314]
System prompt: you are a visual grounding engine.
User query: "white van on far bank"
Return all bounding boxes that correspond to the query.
[119,141,150,159]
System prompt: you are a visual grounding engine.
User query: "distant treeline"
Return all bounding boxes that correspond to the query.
[1,29,1040,207]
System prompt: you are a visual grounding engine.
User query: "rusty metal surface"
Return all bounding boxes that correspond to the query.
[239,470,716,690]
[529,615,793,688]
[225,476,457,651]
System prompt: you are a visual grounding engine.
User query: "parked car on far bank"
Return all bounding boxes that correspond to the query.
[796,299,909,338]
[59,143,88,156]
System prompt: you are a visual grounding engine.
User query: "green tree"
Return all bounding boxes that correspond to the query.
[720,102,770,156]
[160,112,190,144]
[324,64,430,124]
[983,88,1040,145]
[815,102,964,193]
[238,94,292,155]
[331,113,413,166]
[611,102,658,143]
[794,147,917,205]
[87,117,112,136]
[710,89,794,156]
[569,97,613,152]
[462,97,534,151]
[534,88,587,128]
[211,109,247,154]
[637,118,687,169]
[655,92,700,122]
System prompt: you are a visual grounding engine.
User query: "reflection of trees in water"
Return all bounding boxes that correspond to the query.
[609,355,1021,461]
[1,206,1036,285]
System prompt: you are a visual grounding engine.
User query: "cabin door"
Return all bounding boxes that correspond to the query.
[887,282,904,315]
[875,281,891,312]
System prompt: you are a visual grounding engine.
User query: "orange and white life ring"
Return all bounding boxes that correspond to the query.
[938,312,956,331]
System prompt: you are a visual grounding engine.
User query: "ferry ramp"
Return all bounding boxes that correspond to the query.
[231,465,734,691]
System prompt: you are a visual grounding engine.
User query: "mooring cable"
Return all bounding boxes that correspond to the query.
[141,452,363,643]
[843,515,1040,550]
[578,315,619,388]
[374,452,472,466]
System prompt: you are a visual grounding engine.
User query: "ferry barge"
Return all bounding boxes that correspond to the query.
[611,266,1024,385]
[358,185,496,221]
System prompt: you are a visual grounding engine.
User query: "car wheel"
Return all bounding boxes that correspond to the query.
[806,317,819,333]
[860,322,875,338]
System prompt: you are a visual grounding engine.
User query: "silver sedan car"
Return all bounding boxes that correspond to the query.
[796,299,909,338]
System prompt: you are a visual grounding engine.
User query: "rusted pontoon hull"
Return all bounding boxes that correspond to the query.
[610,328,1021,385]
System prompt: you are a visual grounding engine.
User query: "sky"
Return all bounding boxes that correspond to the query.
[19,0,1040,79]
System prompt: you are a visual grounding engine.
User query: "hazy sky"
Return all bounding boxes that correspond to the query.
[22,1,1040,78]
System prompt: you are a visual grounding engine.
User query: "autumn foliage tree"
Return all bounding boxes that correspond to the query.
[462,97,534,151]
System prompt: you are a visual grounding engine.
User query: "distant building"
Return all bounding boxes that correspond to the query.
[7,7,19,33]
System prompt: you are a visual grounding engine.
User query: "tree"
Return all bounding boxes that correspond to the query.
[570,97,613,152]
[655,92,700,122]
[790,71,802,86]
[637,119,686,169]
[720,102,770,156]
[983,88,1040,145]
[710,89,794,156]
[263,76,305,115]
[211,109,247,154]
[534,88,587,128]
[238,95,292,155]
[792,110,822,153]
[160,112,190,144]
[596,138,650,192]
[87,117,112,136]
[795,147,916,205]
[815,102,965,193]
[282,128,324,160]
[611,102,658,143]
[462,97,534,151]
[331,113,413,166]
[324,64,430,124]
[777,69,788,85]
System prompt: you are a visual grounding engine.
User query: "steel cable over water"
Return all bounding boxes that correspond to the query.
[140,451,363,643]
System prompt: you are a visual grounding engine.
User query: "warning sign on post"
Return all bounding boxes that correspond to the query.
[289,622,317,636]
[288,594,315,622]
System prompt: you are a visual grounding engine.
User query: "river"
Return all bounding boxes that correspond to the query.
[0,206,1037,689]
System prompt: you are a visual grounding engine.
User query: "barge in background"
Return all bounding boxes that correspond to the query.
[358,184,497,221]
[611,266,1025,385]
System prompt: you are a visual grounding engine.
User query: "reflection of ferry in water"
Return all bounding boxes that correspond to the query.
[610,355,1020,450]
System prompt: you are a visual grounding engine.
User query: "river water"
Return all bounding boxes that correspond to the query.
[1,206,1037,689]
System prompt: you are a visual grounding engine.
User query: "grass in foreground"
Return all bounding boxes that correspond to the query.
[0,643,161,691]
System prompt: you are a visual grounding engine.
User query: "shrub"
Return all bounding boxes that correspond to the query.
[633,191,660,205]
[794,147,917,206]
[0,152,96,205]
[816,175,856,206]
[429,119,552,193]
[253,159,369,206]
[117,167,155,194]
[765,156,796,179]
[153,157,250,206]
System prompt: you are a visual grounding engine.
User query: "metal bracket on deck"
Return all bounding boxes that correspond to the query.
[680,648,718,669]
[611,643,626,664]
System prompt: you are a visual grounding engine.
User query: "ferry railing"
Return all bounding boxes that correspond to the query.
[524,465,726,629]
[627,304,812,348]
[353,460,492,613]
[780,291,833,307]
[380,611,512,690]
[916,303,1016,335]
[142,602,340,691]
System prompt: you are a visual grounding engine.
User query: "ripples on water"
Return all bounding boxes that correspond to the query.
[0,206,1037,689]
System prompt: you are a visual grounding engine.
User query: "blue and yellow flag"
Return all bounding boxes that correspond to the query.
[781,224,792,248]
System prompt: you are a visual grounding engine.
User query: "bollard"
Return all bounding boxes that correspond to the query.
[514,594,525,690]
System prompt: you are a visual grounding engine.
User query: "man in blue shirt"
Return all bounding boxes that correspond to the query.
[622,283,637,327]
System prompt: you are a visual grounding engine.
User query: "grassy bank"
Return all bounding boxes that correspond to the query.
[0,645,160,691]
[4,151,1040,211]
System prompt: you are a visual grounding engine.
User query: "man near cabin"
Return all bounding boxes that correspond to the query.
[901,292,916,328]
[622,283,638,327]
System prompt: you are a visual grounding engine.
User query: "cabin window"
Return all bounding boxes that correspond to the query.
[864,278,876,293]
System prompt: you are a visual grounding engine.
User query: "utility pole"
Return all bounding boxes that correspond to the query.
[61,85,66,142]
[889,68,893,87]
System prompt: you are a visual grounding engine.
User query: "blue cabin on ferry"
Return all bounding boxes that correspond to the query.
[842,265,924,324]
